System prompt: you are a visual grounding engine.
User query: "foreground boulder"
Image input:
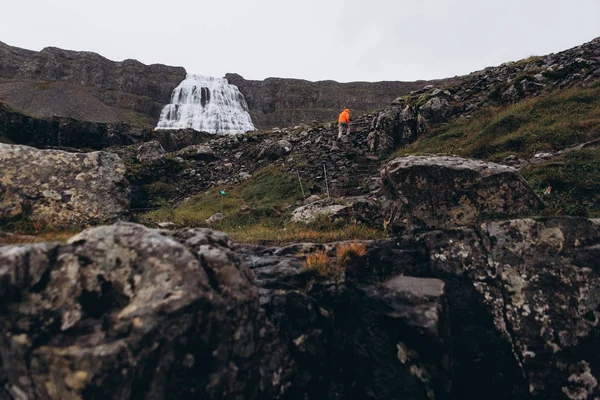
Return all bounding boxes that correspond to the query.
[425,218,600,400]
[0,222,292,399]
[420,217,600,399]
[381,155,544,232]
[239,216,600,399]
[236,242,452,400]
[0,143,130,227]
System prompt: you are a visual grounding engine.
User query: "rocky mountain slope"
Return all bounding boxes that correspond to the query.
[0,41,456,131]
[0,41,186,126]
[225,73,455,129]
[2,37,600,400]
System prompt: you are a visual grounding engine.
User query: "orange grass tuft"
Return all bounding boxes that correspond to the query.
[301,249,336,278]
[336,242,367,266]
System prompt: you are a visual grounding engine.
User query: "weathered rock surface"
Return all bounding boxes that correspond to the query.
[381,155,544,232]
[239,216,600,400]
[290,200,347,224]
[150,128,212,152]
[136,140,166,164]
[290,197,382,227]
[174,144,217,161]
[237,242,452,400]
[1,217,599,399]
[0,222,293,399]
[420,217,600,399]
[0,143,130,227]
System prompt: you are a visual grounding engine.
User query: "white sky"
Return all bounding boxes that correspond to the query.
[1,0,599,82]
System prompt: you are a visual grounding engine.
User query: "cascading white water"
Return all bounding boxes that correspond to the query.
[156,74,255,134]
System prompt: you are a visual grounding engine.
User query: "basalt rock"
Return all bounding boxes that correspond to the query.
[0,222,293,400]
[174,144,217,161]
[380,155,544,232]
[0,143,130,227]
[420,217,600,399]
[0,41,186,125]
[241,216,600,399]
[290,197,382,228]
[237,242,452,400]
[225,73,454,130]
[0,103,153,149]
[150,128,212,152]
[1,217,599,399]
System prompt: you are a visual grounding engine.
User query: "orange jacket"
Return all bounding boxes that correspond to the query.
[338,109,350,124]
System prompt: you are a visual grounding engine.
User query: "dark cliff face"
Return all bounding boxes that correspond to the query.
[0,41,186,126]
[225,73,456,130]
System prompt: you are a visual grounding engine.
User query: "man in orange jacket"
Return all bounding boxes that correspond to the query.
[338,108,350,139]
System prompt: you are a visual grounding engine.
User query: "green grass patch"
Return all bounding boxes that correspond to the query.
[521,147,600,217]
[393,81,600,217]
[395,82,600,161]
[140,166,305,228]
[139,166,385,243]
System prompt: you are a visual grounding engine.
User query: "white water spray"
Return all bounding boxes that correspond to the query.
[156,74,255,134]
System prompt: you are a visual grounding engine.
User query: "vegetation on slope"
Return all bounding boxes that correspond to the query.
[139,166,383,243]
[395,81,600,217]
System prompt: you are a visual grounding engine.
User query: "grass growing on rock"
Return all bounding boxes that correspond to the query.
[394,81,600,217]
[521,147,600,216]
[396,83,600,161]
[139,166,384,243]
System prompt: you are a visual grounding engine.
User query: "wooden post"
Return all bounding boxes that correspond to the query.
[323,164,330,199]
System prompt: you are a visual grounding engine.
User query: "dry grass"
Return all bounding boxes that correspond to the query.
[336,242,368,266]
[300,241,369,279]
[140,165,386,244]
[226,224,384,244]
[301,250,336,278]
[0,231,75,245]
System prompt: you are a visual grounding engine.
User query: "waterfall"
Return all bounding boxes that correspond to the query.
[156,74,255,134]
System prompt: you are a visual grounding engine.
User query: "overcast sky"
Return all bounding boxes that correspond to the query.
[1,0,599,83]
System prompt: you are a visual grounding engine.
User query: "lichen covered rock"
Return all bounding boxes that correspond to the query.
[0,222,292,400]
[136,140,166,163]
[0,143,130,227]
[381,155,544,232]
[422,217,600,399]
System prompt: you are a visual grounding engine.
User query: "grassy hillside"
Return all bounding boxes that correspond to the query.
[395,80,600,216]
[140,166,383,243]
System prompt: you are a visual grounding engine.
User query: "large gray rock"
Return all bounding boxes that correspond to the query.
[237,241,451,400]
[136,140,166,163]
[0,222,293,400]
[290,201,347,224]
[419,96,452,123]
[290,197,382,227]
[381,155,544,232]
[174,144,217,161]
[368,103,428,158]
[0,143,130,227]
[421,217,600,399]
